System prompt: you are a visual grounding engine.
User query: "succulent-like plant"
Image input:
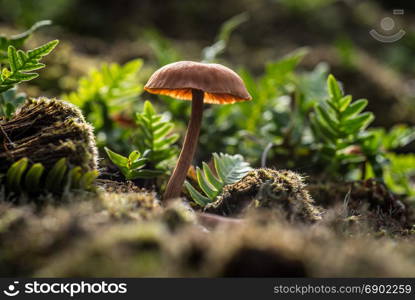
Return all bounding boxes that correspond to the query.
[185,153,252,206]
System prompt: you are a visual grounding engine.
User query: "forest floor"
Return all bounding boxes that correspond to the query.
[1,175,415,277]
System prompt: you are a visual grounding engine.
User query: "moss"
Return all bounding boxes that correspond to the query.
[37,223,169,277]
[161,200,197,232]
[99,190,162,221]
[2,196,415,277]
[308,179,411,232]
[0,97,98,172]
[205,168,323,223]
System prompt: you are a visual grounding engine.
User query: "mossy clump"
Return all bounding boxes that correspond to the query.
[308,179,411,232]
[205,168,323,223]
[99,190,162,221]
[161,200,197,232]
[0,97,98,172]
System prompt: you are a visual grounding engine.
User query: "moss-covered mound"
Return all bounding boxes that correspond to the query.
[308,179,411,233]
[205,168,323,223]
[0,97,98,172]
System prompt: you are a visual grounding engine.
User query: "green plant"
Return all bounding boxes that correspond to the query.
[0,39,59,93]
[0,20,58,118]
[63,59,143,150]
[0,20,52,62]
[383,153,415,198]
[5,157,98,196]
[104,148,162,180]
[185,153,252,206]
[134,100,179,169]
[0,87,26,118]
[104,101,178,180]
[310,74,374,174]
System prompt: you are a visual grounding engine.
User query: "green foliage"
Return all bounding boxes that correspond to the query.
[5,157,97,195]
[310,74,374,172]
[104,101,178,180]
[63,59,143,150]
[0,87,26,118]
[185,153,252,206]
[200,48,312,161]
[1,40,59,93]
[0,21,57,118]
[384,153,415,198]
[105,147,162,180]
[0,20,52,62]
[134,101,179,169]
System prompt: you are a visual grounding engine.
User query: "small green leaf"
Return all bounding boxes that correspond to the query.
[196,167,218,200]
[105,147,129,167]
[128,169,163,179]
[202,162,223,190]
[128,150,141,162]
[68,166,83,189]
[7,46,19,72]
[79,170,98,190]
[27,40,59,59]
[342,99,368,119]
[184,181,211,206]
[6,158,28,192]
[342,112,374,133]
[327,74,343,101]
[45,158,68,192]
[24,163,44,193]
[186,153,251,206]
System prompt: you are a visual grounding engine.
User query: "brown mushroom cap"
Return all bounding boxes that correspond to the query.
[144,61,252,104]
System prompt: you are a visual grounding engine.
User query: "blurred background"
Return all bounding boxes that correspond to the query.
[0,0,414,193]
[1,0,414,114]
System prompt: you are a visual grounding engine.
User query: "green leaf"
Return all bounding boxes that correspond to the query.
[7,46,19,72]
[105,147,129,167]
[315,104,339,131]
[202,162,223,190]
[186,153,251,206]
[1,39,59,118]
[338,95,352,112]
[327,74,343,101]
[24,163,44,193]
[196,167,218,199]
[184,181,211,206]
[79,170,98,190]
[44,158,68,192]
[6,158,28,192]
[128,169,163,179]
[8,20,52,48]
[128,150,141,162]
[130,158,147,169]
[342,99,368,119]
[342,112,374,133]
[214,153,251,185]
[27,40,59,60]
[68,166,83,189]
[134,100,178,170]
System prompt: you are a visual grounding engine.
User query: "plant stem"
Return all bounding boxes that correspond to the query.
[163,89,204,201]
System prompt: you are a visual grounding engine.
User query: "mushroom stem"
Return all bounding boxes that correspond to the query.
[163,89,204,200]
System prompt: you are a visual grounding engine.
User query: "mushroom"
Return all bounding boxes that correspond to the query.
[144,61,252,201]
